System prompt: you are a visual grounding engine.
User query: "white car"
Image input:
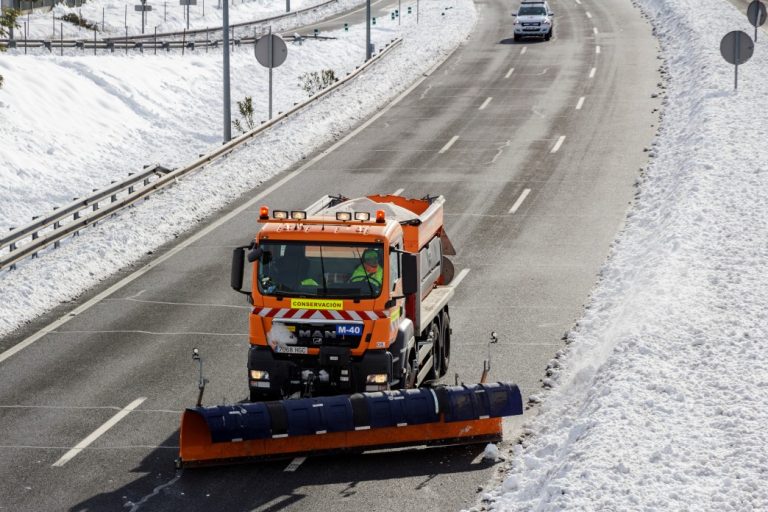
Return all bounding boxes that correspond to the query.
[513,1,554,41]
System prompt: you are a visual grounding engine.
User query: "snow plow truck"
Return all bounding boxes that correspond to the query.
[177,194,523,467]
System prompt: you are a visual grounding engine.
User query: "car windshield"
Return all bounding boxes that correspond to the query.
[256,242,385,299]
[519,6,546,15]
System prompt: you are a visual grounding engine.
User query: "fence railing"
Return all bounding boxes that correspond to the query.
[0,37,403,271]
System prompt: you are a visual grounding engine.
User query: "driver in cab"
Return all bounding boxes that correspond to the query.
[350,249,383,291]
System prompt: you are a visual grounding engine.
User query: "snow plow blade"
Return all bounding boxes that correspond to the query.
[178,382,523,468]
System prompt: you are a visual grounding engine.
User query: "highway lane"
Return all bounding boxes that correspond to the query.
[0,0,660,510]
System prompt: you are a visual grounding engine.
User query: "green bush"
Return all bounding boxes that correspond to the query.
[60,12,99,31]
[298,69,337,97]
[232,96,255,134]
[1,8,20,40]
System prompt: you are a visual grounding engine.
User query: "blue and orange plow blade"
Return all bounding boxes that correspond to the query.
[178,382,523,467]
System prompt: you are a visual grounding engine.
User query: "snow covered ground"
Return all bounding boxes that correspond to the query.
[0,0,476,336]
[484,0,768,510]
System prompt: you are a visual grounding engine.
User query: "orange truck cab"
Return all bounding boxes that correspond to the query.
[231,194,456,401]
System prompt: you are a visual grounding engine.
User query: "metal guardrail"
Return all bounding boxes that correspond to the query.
[1,0,353,51]
[0,37,403,271]
[104,0,341,41]
[1,32,335,51]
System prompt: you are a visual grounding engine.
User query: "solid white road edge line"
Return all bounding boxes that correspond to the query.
[589,67,596,78]
[284,457,307,472]
[505,67,515,78]
[439,136,460,154]
[551,135,566,153]
[0,44,451,367]
[451,268,471,288]
[479,97,493,110]
[508,189,532,214]
[576,96,585,110]
[52,397,146,467]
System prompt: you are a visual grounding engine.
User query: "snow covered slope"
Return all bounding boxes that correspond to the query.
[485,0,768,510]
[0,0,476,336]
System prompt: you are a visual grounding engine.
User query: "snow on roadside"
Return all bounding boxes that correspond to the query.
[0,0,476,337]
[486,0,768,510]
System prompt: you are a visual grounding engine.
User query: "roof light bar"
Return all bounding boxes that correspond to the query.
[354,212,371,221]
[336,212,352,222]
[291,211,307,220]
[272,210,289,220]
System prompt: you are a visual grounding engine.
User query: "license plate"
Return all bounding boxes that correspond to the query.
[274,345,308,354]
[336,324,363,336]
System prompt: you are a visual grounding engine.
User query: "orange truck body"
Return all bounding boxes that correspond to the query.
[231,194,455,400]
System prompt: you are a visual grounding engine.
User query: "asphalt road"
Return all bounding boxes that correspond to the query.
[0,0,660,510]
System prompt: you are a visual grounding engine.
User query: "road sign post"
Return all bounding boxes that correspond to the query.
[366,0,371,60]
[223,0,231,142]
[255,31,287,120]
[720,31,754,90]
[747,0,767,41]
[180,0,197,30]
[135,0,152,34]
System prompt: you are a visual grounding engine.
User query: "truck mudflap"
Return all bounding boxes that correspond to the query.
[178,382,523,468]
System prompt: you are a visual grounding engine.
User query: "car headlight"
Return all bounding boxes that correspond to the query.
[250,370,270,380]
[542,19,551,25]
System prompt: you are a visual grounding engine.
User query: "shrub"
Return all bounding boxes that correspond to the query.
[298,69,337,97]
[232,96,255,134]
[60,12,99,31]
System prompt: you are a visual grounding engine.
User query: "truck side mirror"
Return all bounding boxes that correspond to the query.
[231,247,251,296]
[401,253,418,295]
[231,247,245,291]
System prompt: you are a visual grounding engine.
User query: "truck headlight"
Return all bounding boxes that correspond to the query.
[250,370,270,380]
[366,374,388,384]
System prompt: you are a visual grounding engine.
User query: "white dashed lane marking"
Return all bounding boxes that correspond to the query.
[438,136,460,154]
[509,189,532,214]
[550,135,566,154]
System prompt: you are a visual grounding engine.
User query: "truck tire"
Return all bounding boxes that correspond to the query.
[439,311,451,377]
[426,319,442,381]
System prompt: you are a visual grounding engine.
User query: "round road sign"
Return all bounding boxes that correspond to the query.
[254,34,287,68]
[720,31,754,65]
[748,0,767,27]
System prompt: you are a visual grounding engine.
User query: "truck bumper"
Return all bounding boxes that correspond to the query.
[248,346,392,400]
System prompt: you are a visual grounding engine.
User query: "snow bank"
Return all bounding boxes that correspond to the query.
[487,0,768,511]
[0,0,476,336]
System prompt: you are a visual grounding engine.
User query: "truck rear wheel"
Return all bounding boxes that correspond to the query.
[439,311,451,377]
[426,319,443,381]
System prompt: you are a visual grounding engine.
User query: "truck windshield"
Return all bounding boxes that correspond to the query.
[256,242,385,299]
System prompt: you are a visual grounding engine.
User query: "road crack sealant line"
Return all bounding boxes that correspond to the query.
[0,37,402,272]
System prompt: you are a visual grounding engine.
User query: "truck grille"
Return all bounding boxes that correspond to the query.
[283,322,363,348]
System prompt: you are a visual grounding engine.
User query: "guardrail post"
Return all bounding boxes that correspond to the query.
[73,198,81,236]
[92,189,100,226]
[31,216,39,259]
[53,206,61,249]
[8,228,17,271]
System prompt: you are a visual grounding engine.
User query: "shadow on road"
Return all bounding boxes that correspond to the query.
[70,431,497,512]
